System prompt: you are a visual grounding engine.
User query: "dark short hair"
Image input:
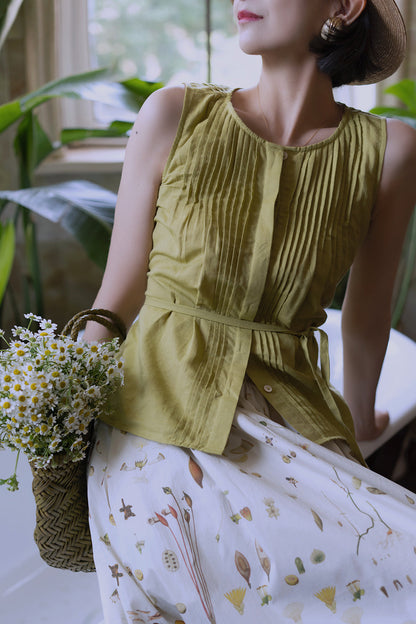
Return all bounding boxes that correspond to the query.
[309,7,381,88]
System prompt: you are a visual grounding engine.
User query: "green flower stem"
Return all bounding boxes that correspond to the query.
[0,448,20,491]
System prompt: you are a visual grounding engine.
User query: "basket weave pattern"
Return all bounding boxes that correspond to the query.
[30,308,126,573]
[31,448,95,572]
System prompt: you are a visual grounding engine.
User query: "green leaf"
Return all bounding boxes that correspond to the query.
[107,120,135,134]
[13,112,54,187]
[0,99,22,133]
[0,181,116,269]
[120,78,163,108]
[0,68,161,134]
[0,0,24,51]
[370,106,416,120]
[21,209,44,315]
[19,68,155,116]
[384,80,416,113]
[0,219,15,305]
[60,120,133,145]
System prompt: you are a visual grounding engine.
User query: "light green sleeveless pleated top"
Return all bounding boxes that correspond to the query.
[103,83,387,464]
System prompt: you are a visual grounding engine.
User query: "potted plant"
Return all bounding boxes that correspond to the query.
[0,67,162,321]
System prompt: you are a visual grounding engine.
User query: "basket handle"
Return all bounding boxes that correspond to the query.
[62,309,127,341]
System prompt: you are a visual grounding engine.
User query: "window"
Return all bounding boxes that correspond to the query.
[55,0,379,133]
[56,0,263,129]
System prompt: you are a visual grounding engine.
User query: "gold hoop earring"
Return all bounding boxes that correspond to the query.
[321,16,344,41]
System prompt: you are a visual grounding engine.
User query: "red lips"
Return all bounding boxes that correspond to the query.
[238,10,263,22]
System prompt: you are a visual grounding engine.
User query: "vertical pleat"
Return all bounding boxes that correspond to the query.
[145,83,387,451]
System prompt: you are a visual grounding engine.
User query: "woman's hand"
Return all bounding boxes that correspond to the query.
[353,409,390,441]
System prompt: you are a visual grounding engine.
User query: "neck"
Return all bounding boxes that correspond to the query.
[256,57,340,146]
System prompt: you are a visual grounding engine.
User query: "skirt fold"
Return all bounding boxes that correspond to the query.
[88,379,416,623]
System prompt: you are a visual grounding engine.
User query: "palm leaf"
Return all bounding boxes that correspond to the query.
[370,107,416,123]
[0,68,161,133]
[0,181,117,269]
[0,0,24,51]
[384,80,416,113]
[60,120,133,145]
[14,112,55,187]
[0,220,15,303]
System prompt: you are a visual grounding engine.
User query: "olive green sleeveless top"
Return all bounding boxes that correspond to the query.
[103,83,387,464]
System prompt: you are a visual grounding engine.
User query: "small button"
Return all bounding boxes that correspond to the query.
[282,151,288,160]
[264,384,273,393]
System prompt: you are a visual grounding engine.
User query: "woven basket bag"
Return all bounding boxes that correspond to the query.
[31,309,126,572]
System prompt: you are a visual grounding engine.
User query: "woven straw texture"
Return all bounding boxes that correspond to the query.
[31,449,95,572]
[30,308,126,573]
[358,0,407,85]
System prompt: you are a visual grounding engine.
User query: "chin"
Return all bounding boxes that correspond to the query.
[238,36,268,56]
[238,30,295,56]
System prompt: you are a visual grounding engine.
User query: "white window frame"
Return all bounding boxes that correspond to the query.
[56,0,98,130]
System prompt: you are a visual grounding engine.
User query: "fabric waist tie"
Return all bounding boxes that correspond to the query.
[144,296,330,384]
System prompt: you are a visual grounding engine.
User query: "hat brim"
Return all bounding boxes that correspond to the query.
[352,0,407,85]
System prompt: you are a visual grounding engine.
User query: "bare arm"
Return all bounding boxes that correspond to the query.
[342,119,416,441]
[83,85,185,342]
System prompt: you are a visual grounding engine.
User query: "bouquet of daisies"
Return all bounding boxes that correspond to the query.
[0,313,124,490]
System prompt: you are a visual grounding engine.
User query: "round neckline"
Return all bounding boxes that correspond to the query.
[226,88,350,152]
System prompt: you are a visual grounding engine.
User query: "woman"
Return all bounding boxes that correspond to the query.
[86,1,416,622]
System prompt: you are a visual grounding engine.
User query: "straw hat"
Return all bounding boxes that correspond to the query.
[355,0,407,84]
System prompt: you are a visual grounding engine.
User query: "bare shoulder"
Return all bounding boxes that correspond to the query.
[374,118,416,217]
[384,119,416,183]
[132,85,185,140]
[123,85,186,179]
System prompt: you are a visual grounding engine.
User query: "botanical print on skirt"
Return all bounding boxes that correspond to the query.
[88,379,416,624]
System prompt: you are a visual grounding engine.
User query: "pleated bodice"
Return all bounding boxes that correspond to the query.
[104,83,387,463]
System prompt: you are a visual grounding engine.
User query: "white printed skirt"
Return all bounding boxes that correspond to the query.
[88,378,416,624]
